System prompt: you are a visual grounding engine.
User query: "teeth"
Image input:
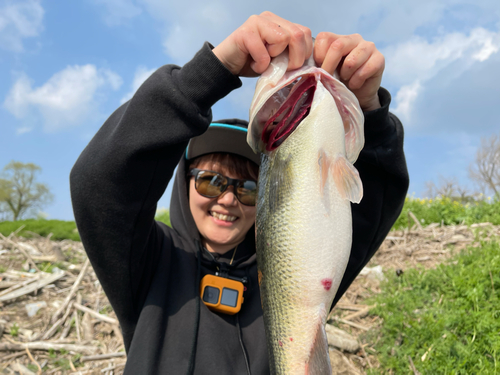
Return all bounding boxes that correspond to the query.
[211,211,237,222]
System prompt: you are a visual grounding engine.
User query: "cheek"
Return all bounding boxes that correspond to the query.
[241,207,257,226]
[189,181,208,217]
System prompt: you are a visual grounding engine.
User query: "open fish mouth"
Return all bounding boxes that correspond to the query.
[261,74,318,151]
[249,63,364,162]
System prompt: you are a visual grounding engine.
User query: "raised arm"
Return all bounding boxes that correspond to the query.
[70,44,241,333]
[334,88,409,305]
[310,29,409,304]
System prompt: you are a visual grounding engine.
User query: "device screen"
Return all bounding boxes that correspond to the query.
[220,288,238,307]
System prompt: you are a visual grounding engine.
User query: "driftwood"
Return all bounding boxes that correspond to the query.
[51,258,90,323]
[333,316,370,331]
[0,272,65,302]
[0,275,42,297]
[9,362,36,375]
[325,324,360,353]
[408,355,421,375]
[100,362,126,373]
[42,301,74,340]
[0,234,124,374]
[81,311,94,341]
[74,302,118,325]
[0,233,40,272]
[80,352,126,362]
[0,341,98,355]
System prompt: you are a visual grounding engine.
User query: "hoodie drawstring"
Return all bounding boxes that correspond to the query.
[186,240,202,375]
[236,313,252,375]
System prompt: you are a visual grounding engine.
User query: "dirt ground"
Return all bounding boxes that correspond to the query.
[1,221,498,374]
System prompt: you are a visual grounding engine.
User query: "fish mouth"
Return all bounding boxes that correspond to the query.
[261,74,318,151]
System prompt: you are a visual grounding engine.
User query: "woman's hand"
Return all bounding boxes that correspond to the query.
[314,32,385,111]
[213,12,385,111]
[212,11,312,77]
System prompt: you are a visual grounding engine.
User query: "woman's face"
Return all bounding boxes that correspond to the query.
[189,160,257,255]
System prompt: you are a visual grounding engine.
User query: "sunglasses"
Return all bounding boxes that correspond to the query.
[188,168,257,206]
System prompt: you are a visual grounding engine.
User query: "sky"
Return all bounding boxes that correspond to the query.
[0,0,499,221]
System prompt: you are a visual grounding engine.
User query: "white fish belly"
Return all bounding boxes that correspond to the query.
[257,83,352,374]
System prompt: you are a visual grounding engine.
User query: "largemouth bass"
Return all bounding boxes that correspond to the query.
[248,51,365,374]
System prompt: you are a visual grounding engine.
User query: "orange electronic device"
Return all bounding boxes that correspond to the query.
[200,274,245,315]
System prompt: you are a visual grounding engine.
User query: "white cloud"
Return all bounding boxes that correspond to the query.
[120,66,156,104]
[4,65,123,132]
[383,27,500,126]
[16,126,32,134]
[91,0,142,26]
[473,34,500,61]
[384,27,500,86]
[0,0,44,52]
[136,0,500,65]
[392,80,422,123]
[159,2,233,62]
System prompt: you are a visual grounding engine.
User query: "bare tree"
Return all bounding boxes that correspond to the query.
[424,176,475,203]
[424,176,459,198]
[0,161,53,221]
[469,133,500,197]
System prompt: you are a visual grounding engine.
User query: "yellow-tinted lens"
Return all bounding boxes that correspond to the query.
[196,171,227,197]
[236,181,257,206]
[193,169,257,206]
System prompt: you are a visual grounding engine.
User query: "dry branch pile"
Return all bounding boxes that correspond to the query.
[329,221,500,373]
[0,233,124,374]
[1,221,498,374]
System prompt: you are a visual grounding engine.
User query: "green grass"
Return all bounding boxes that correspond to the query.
[0,219,80,241]
[155,207,171,227]
[39,261,67,272]
[0,207,172,241]
[48,349,83,370]
[393,196,500,229]
[367,237,500,374]
[10,323,19,337]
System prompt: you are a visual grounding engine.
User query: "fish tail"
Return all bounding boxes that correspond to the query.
[305,305,332,375]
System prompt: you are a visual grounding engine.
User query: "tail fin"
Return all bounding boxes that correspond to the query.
[305,321,332,374]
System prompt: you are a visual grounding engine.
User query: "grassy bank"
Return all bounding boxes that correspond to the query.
[0,219,80,241]
[367,237,500,374]
[2,197,499,240]
[0,209,171,241]
[393,196,500,229]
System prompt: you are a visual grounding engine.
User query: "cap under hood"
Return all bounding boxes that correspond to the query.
[169,119,257,267]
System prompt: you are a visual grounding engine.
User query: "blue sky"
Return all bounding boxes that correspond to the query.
[0,0,499,220]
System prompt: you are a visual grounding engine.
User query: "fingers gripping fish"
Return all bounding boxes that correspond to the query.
[247,49,365,374]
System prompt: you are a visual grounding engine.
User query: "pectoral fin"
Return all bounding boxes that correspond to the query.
[331,154,363,203]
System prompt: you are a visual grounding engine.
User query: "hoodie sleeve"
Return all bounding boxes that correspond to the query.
[333,87,409,306]
[70,43,242,336]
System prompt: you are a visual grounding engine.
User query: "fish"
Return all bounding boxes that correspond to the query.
[247,50,365,374]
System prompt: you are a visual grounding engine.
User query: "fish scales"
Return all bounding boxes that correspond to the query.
[248,48,364,374]
[256,82,355,374]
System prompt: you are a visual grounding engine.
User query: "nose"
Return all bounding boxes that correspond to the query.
[217,186,238,206]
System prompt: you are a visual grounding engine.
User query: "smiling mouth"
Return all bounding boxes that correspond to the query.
[210,211,238,222]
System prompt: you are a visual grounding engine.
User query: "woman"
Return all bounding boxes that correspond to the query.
[71,12,409,374]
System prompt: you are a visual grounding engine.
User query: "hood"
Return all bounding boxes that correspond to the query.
[169,144,257,269]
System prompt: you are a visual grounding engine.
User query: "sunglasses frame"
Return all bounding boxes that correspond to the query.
[188,168,257,206]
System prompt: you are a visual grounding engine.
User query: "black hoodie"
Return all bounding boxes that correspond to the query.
[70,42,409,374]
